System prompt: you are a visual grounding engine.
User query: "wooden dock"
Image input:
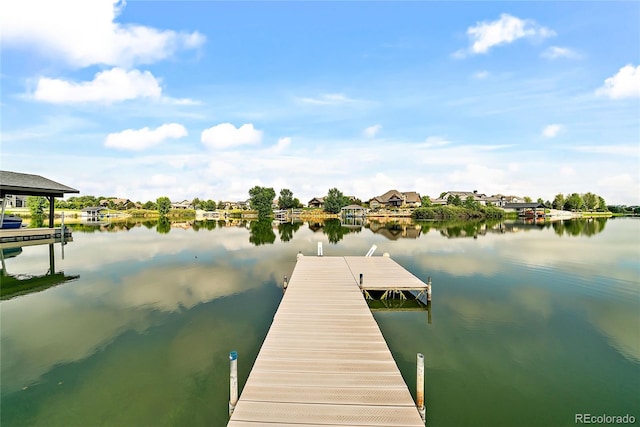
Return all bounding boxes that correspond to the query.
[227,255,427,426]
[0,227,72,247]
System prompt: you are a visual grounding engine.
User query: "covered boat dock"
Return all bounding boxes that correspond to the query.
[0,170,79,242]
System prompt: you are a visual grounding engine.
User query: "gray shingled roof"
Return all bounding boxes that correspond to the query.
[0,170,79,197]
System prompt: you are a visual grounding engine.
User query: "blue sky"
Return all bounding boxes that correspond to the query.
[1,1,639,204]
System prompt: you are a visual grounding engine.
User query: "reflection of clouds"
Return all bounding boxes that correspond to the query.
[0,227,295,394]
[586,302,640,363]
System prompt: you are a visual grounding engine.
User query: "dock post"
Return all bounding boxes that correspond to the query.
[359,273,363,287]
[417,353,426,422]
[297,251,303,260]
[283,275,288,291]
[229,351,238,417]
[317,242,323,257]
[427,276,432,302]
[60,212,65,242]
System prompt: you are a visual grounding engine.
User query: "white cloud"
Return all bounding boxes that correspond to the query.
[0,0,205,68]
[273,137,291,152]
[201,123,262,149]
[596,65,640,99]
[363,124,382,138]
[473,70,490,79]
[571,145,639,156]
[150,174,178,186]
[542,124,563,138]
[560,166,576,176]
[459,13,555,56]
[541,46,581,59]
[33,68,162,103]
[105,123,187,150]
[422,136,452,147]
[298,93,356,105]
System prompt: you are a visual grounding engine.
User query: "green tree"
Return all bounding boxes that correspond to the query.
[27,196,47,216]
[323,188,349,214]
[464,195,478,210]
[143,201,156,210]
[249,186,276,218]
[524,196,533,203]
[278,188,295,210]
[446,195,455,205]
[292,198,303,208]
[217,200,226,210]
[202,199,216,211]
[192,197,201,210]
[537,198,544,205]
[552,193,565,210]
[421,196,432,207]
[597,196,608,212]
[582,192,597,211]
[156,196,171,216]
[451,195,462,206]
[564,193,584,211]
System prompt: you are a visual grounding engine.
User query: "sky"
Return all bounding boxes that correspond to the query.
[1,1,639,205]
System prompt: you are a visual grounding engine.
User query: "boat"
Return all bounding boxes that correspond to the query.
[1,215,23,229]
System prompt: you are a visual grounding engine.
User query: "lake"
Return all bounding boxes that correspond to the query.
[1,217,638,426]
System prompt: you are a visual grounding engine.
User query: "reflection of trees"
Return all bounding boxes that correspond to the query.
[249,220,276,246]
[553,218,607,237]
[195,220,217,231]
[323,219,354,244]
[278,222,301,242]
[156,217,171,234]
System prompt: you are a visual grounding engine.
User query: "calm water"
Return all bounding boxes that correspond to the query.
[1,218,638,426]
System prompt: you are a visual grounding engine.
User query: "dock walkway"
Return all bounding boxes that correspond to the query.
[227,255,426,426]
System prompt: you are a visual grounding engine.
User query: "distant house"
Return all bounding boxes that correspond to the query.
[308,197,325,208]
[369,190,421,209]
[99,198,132,208]
[3,194,27,208]
[171,200,193,209]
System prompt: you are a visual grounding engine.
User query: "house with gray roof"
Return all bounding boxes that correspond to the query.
[369,190,422,209]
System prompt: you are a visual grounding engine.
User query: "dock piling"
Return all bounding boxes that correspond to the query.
[229,351,238,417]
[359,273,363,287]
[427,276,432,302]
[283,275,288,291]
[417,352,426,422]
[317,242,323,257]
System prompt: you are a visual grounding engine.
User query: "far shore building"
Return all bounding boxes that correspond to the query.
[436,191,524,207]
[81,206,108,218]
[3,194,27,209]
[171,200,194,209]
[341,204,366,218]
[308,197,325,209]
[369,190,421,209]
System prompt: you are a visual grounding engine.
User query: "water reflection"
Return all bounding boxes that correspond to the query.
[1,216,637,426]
[249,220,276,245]
[1,243,79,300]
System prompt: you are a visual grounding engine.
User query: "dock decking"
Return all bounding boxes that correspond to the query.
[0,227,71,246]
[227,255,426,426]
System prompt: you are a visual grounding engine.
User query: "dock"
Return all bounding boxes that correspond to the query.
[227,255,427,426]
[0,227,72,247]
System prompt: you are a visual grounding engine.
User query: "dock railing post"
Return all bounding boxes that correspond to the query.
[283,275,288,292]
[427,276,432,302]
[60,211,65,242]
[359,273,363,287]
[229,351,238,417]
[317,241,323,257]
[417,352,426,422]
